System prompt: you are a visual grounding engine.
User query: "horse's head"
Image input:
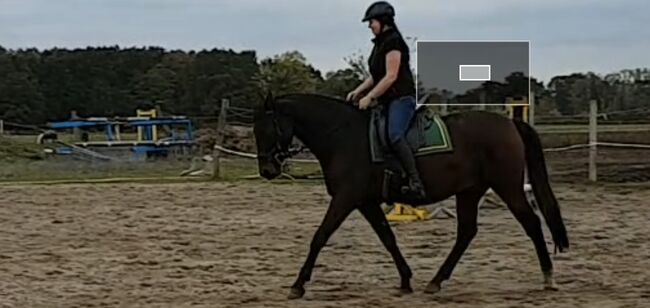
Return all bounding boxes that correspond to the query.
[253,91,295,179]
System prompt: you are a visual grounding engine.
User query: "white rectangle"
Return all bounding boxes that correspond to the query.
[459,65,491,81]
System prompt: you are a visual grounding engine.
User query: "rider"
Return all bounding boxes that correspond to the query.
[347,1,427,199]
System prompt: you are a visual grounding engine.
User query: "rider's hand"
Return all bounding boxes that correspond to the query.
[358,95,374,110]
[346,90,361,102]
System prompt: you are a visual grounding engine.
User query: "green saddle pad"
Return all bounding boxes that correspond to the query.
[370,107,453,163]
[416,113,453,155]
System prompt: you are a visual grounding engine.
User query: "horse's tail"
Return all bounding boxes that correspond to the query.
[514,120,569,252]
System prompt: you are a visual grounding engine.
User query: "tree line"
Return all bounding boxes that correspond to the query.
[0,45,648,125]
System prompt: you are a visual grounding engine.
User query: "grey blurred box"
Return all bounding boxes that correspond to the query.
[416,41,530,105]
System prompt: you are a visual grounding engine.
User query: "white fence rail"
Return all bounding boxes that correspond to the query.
[208,99,650,182]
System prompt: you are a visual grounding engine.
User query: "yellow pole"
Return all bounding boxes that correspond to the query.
[136,109,158,141]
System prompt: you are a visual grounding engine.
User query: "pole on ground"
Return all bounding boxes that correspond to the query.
[212,99,230,180]
[589,99,598,182]
[0,119,4,135]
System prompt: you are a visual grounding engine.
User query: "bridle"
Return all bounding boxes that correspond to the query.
[257,94,354,166]
[257,108,304,166]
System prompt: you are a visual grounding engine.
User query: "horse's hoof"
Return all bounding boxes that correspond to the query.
[543,283,559,291]
[287,287,305,300]
[423,282,441,294]
[543,272,559,291]
[397,286,413,294]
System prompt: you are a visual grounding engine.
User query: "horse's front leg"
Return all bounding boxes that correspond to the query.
[288,193,355,299]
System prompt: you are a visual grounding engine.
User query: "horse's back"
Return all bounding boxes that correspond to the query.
[417,111,524,198]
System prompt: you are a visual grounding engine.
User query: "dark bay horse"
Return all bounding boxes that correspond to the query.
[253,93,569,299]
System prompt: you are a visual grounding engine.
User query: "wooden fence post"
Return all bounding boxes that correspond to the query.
[441,96,448,115]
[70,110,80,138]
[529,93,536,127]
[589,99,598,182]
[0,119,4,136]
[212,99,230,180]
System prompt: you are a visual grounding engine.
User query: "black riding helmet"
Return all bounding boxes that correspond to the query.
[362,1,395,22]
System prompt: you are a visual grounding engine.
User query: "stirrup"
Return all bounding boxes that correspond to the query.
[401,180,427,198]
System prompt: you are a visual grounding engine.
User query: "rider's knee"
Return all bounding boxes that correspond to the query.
[389,133,403,145]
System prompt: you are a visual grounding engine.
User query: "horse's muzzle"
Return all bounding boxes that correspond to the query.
[259,162,281,180]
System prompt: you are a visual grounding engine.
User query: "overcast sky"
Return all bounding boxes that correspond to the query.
[1,0,648,82]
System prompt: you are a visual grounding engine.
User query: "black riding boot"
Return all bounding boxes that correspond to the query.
[392,139,428,199]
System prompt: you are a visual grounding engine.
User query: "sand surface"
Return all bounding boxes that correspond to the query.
[1,181,649,307]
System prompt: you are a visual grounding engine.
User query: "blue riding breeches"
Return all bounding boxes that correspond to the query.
[387,96,416,144]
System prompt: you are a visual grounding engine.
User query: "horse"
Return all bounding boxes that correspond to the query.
[253,92,569,299]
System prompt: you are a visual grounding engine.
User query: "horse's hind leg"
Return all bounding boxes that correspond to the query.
[491,182,557,291]
[425,188,485,294]
[358,203,413,294]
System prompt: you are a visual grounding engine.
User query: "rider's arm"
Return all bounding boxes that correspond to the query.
[354,76,375,94]
[366,50,400,101]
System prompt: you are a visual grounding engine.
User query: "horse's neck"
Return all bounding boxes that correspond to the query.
[280,96,366,164]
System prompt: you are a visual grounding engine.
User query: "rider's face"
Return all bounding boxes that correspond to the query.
[369,19,381,36]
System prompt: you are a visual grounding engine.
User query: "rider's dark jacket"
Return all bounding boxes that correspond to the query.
[368,28,415,105]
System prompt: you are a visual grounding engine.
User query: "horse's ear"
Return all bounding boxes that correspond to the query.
[255,90,265,112]
[256,90,265,105]
[264,90,274,111]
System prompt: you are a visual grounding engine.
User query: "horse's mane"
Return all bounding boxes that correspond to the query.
[276,93,364,118]
[277,93,353,106]
[277,93,346,103]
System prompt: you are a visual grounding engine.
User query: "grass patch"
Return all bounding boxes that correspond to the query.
[0,145,323,185]
[216,157,322,182]
[0,136,45,161]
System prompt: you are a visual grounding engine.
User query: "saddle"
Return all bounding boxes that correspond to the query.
[369,105,453,204]
[369,105,453,163]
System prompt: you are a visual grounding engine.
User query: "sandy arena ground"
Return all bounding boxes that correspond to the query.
[1,181,649,308]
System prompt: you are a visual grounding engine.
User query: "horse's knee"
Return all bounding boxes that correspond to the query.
[459,224,478,241]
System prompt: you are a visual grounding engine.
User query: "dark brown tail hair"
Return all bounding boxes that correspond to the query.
[514,120,569,252]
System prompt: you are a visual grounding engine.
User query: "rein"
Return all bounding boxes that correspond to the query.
[260,95,359,163]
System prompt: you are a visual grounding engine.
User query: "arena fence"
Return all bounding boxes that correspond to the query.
[209,99,650,182]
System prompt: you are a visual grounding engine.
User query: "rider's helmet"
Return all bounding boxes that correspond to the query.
[362,1,395,22]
